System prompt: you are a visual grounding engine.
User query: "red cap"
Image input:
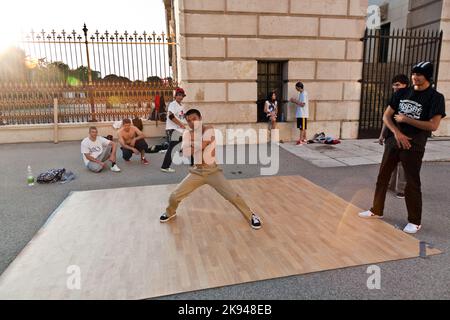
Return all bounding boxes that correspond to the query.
[175,87,186,97]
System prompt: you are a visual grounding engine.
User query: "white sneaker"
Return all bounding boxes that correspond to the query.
[403,223,421,234]
[358,210,383,219]
[161,168,175,173]
[110,164,121,172]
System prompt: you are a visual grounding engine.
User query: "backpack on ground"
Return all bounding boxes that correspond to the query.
[37,168,66,184]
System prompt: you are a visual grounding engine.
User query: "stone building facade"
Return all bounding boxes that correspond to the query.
[165,0,367,141]
[165,0,449,141]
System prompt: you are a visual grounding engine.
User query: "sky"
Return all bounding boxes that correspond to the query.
[0,0,167,52]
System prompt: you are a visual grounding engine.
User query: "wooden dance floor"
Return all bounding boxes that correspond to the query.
[0,176,440,299]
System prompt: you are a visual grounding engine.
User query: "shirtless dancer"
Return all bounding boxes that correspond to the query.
[159,108,262,230]
[118,118,150,165]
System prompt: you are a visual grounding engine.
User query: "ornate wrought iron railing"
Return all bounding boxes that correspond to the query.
[0,25,176,83]
[0,25,178,125]
[0,81,173,125]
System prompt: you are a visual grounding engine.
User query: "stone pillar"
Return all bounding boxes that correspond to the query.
[435,0,450,136]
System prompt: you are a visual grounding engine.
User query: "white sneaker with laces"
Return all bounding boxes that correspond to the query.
[358,210,383,219]
[161,168,176,173]
[110,164,121,172]
[403,223,421,234]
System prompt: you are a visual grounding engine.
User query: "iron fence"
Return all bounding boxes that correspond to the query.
[0,24,178,125]
[0,81,173,125]
[358,28,443,138]
[0,25,176,84]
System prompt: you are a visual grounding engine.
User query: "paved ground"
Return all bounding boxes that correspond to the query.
[281,138,450,167]
[0,139,449,299]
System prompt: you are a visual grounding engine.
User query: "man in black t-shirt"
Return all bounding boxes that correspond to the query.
[359,61,446,234]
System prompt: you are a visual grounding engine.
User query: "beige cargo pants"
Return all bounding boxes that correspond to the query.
[165,164,253,222]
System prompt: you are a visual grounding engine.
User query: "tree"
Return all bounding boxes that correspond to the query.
[0,47,28,82]
[102,74,131,83]
[146,76,162,84]
[69,66,101,82]
[0,48,102,84]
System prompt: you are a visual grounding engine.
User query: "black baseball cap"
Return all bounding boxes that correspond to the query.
[412,61,433,81]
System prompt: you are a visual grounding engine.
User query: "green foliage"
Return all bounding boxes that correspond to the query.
[0,47,101,84]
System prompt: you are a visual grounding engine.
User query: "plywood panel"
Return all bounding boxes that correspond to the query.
[0,176,441,299]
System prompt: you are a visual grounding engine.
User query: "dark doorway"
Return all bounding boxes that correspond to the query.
[378,23,390,63]
[257,61,286,123]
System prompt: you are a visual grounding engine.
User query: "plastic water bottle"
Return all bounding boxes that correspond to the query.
[27,165,35,186]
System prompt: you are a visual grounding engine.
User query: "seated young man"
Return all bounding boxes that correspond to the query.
[81,126,121,173]
[159,108,262,230]
[118,118,149,165]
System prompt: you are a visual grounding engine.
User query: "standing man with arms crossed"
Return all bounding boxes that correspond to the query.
[161,87,187,173]
[359,62,446,234]
[159,109,262,230]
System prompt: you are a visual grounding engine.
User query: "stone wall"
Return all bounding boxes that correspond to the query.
[407,0,444,30]
[0,121,166,144]
[435,0,450,136]
[369,0,410,30]
[171,0,368,140]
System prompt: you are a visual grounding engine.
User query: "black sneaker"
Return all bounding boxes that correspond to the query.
[251,213,262,230]
[396,192,405,199]
[160,212,177,223]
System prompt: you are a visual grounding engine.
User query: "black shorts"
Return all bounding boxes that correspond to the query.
[297,118,308,130]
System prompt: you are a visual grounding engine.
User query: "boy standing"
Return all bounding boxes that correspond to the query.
[159,109,262,230]
[290,82,309,145]
[161,87,187,173]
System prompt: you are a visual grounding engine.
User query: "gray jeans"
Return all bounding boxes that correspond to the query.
[87,144,113,173]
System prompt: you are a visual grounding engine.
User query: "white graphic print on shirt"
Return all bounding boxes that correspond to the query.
[88,146,102,153]
[398,99,423,120]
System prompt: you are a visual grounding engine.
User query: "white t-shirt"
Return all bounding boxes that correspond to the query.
[295,91,309,118]
[265,100,277,115]
[166,100,186,132]
[81,136,111,166]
